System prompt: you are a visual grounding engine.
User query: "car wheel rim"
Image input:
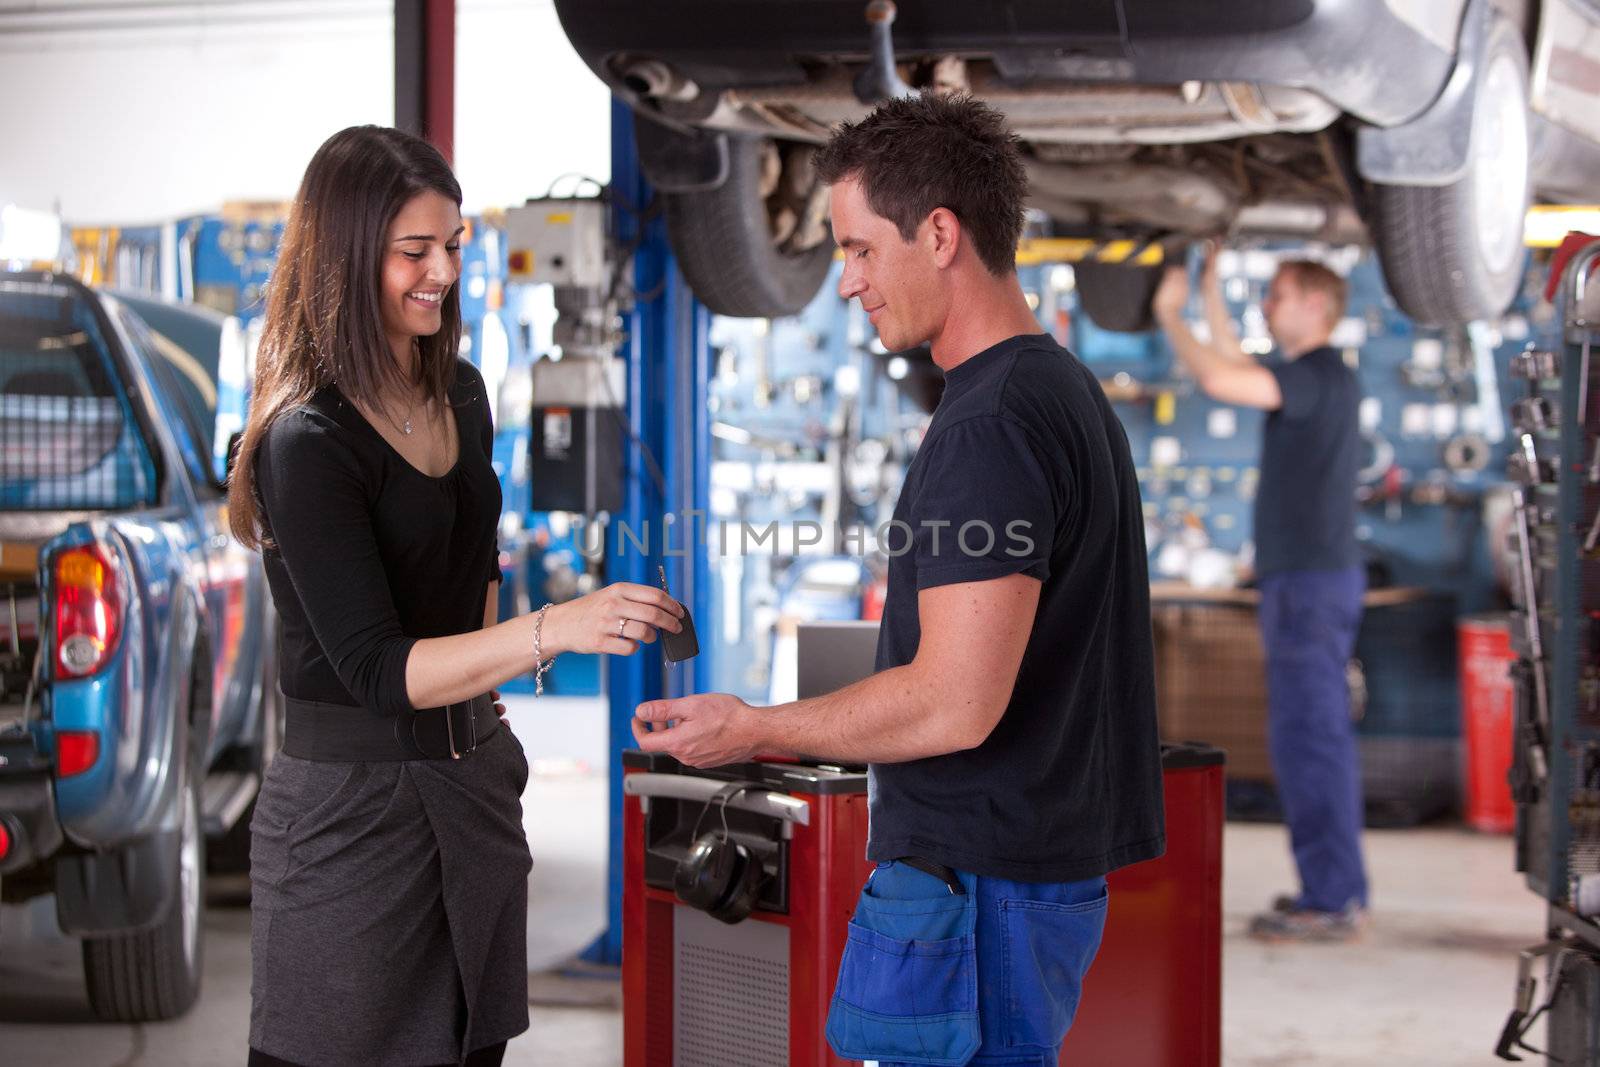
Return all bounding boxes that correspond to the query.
[180,779,200,967]
[1472,51,1530,278]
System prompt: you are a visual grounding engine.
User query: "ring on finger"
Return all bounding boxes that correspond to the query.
[617,618,628,639]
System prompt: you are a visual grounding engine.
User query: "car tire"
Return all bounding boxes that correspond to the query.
[664,135,834,318]
[1073,260,1164,333]
[1371,15,1530,325]
[82,769,205,1022]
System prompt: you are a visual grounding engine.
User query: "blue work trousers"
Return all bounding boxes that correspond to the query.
[826,860,1108,1066]
[1259,565,1370,912]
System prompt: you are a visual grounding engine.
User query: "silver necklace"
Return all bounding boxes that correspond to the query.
[397,396,426,436]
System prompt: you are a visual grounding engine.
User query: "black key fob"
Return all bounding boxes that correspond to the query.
[658,566,700,662]
[662,611,699,662]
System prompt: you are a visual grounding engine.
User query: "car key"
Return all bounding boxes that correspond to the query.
[658,565,700,662]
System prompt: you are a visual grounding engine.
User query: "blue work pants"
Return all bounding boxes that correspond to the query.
[827,860,1107,1066]
[1258,566,1370,913]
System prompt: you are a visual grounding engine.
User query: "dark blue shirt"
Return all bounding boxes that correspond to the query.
[867,334,1166,883]
[1256,346,1362,575]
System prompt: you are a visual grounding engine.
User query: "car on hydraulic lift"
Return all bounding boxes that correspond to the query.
[554,0,1600,330]
[0,271,278,1021]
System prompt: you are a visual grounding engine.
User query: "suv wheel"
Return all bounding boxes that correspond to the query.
[1371,14,1530,325]
[82,769,205,1021]
[664,135,835,318]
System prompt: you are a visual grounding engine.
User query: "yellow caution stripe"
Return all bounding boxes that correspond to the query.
[1016,237,1165,267]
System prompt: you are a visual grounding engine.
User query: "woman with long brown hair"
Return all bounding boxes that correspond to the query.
[231,125,682,1067]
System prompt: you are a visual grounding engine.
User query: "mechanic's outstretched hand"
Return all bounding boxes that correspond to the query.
[632,693,762,769]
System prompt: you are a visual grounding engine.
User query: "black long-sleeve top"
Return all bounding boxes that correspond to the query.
[255,359,502,717]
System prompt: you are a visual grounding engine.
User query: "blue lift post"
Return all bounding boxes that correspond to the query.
[583,100,713,966]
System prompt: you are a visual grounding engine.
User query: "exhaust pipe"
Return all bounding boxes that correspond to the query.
[853,1,914,104]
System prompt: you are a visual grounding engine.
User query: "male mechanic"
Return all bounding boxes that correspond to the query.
[634,93,1165,1065]
[1153,252,1368,942]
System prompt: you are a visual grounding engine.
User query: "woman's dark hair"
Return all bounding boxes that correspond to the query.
[814,93,1027,276]
[229,125,463,549]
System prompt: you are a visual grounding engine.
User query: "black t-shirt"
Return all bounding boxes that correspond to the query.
[254,359,503,717]
[1256,346,1362,575]
[868,334,1166,883]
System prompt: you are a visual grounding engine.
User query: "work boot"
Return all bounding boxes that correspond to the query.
[1248,903,1365,943]
[1271,892,1302,913]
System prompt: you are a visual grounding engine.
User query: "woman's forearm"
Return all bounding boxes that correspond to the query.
[401,581,681,709]
[404,600,578,709]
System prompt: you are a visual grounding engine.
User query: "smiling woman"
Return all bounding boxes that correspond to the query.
[226,126,468,523]
[223,126,684,1067]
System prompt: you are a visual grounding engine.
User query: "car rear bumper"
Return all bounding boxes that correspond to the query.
[0,745,64,876]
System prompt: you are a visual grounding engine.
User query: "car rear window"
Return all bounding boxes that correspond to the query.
[115,303,218,493]
[0,277,158,511]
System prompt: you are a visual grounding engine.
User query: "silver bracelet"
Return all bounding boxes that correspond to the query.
[532,603,556,697]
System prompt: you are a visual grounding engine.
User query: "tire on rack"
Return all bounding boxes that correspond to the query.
[1370,14,1531,326]
[82,767,205,1022]
[1073,260,1166,334]
[663,135,835,319]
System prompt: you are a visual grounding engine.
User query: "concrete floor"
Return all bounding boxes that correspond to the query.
[0,694,1551,1065]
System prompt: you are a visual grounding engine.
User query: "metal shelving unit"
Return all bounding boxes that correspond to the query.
[1499,241,1600,1063]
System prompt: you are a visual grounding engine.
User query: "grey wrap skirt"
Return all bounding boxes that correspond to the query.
[249,724,533,1066]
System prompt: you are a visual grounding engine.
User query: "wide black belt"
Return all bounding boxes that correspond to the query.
[282,693,499,762]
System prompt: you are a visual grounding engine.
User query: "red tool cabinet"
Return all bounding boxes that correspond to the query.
[623,744,1223,1067]
[1061,743,1225,1067]
[623,752,872,1067]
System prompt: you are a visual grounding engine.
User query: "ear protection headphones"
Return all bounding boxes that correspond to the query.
[674,783,766,925]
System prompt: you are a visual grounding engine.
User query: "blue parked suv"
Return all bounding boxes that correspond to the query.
[0,270,278,1021]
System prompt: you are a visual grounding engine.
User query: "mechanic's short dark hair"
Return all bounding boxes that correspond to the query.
[815,93,1026,276]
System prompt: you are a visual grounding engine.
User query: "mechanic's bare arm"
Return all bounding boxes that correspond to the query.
[747,572,1041,763]
[1199,248,1248,364]
[1154,266,1282,412]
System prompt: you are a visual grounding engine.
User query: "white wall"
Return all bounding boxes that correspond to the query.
[0,0,611,223]
[455,0,612,211]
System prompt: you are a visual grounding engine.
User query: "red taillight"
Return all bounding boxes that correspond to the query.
[54,544,122,680]
[0,819,11,859]
[56,730,100,777]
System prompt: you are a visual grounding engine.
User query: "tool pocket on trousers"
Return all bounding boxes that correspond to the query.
[825,866,980,1066]
[1001,889,1109,1049]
